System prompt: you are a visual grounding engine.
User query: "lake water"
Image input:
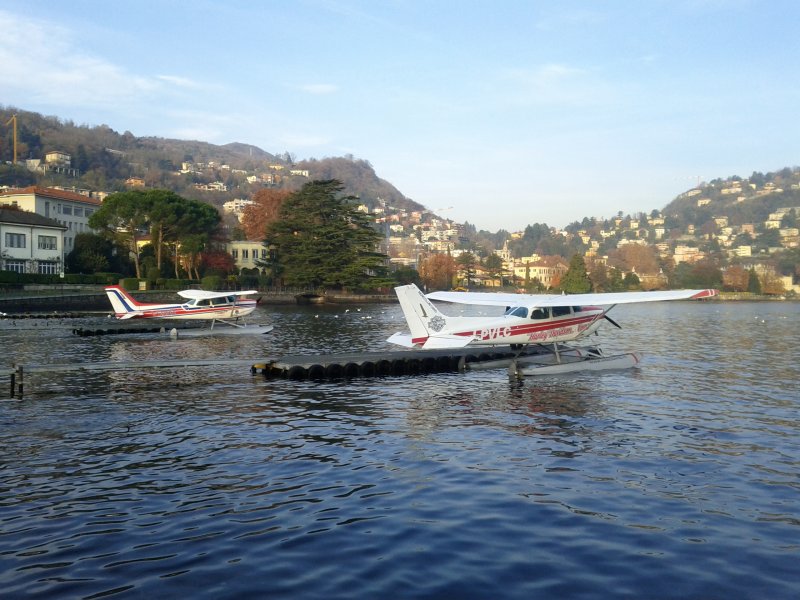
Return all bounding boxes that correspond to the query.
[1,300,798,599]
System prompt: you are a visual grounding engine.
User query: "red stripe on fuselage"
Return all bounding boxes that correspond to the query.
[454,314,601,340]
[137,302,256,319]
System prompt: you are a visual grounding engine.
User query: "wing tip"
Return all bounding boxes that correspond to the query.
[691,289,719,299]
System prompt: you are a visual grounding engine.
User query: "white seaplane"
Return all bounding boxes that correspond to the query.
[388,284,717,376]
[104,285,273,336]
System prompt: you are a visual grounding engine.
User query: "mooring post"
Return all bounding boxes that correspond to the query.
[9,367,14,398]
[16,365,23,398]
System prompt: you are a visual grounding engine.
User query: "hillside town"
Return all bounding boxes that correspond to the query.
[2,145,800,296]
[214,174,800,295]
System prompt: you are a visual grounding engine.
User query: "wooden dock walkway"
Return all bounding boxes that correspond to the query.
[3,346,529,397]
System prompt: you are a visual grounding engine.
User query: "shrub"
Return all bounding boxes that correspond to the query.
[201,275,222,291]
[120,278,140,291]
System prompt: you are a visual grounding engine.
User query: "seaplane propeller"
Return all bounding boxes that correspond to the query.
[603,314,622,329]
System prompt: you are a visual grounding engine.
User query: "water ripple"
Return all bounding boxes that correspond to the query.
[1,302,799,598]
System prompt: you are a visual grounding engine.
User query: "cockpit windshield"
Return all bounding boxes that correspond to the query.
[504,306,528,318]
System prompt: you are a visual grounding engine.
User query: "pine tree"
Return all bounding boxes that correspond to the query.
[265,180,390,290]
[747,268,762,294]
[560,254,592,293]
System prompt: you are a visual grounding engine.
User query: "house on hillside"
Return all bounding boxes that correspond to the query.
[227,240,268,271]
[510,256,568,289]
[45,151,71,167]
[0,208,66,275]
[222,198,255,222]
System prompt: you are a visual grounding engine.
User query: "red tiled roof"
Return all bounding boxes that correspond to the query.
[0,185,103,205]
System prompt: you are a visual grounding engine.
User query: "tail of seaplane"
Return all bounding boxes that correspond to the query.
[104,285,145,319]
[388,284,474,349]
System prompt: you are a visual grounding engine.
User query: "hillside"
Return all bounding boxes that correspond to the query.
[2,106,797,243]
[0,106,422,213]
[662,168,800,229]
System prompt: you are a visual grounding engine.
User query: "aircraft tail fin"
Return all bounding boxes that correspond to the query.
[389,284,464,348]
[104,285,143,318]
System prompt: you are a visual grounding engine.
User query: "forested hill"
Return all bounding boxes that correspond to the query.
[0,106,421,213]
[660,168,800,229]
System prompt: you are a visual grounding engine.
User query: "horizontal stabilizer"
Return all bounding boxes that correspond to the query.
[118,312,139,320]
[387,332,416,348]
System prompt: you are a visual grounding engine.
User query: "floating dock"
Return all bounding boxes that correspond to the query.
[3,346,533,397]
[255,346,529,379]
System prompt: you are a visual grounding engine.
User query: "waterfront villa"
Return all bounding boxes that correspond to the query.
[0,186,103,258]
[0,208,66,275]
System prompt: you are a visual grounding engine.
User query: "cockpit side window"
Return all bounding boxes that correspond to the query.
[530,307,550,320]
[552,306,572,317]
[506,306,528,318]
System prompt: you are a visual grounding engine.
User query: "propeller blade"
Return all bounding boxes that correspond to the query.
[604,315,622,329]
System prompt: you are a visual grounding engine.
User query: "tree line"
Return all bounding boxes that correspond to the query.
[71,180,397,291]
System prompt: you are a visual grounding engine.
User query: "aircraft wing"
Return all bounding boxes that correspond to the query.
[427,288,717,308]
[530,289,717,306]
[177,289,258,300]
[426,290,551,307]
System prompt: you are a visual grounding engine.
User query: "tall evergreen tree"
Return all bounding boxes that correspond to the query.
[747,268,762,294]
[264,180,389,289]
[560,254,592,293]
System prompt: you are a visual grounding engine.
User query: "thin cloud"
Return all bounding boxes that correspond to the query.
[156,75,206,90]
[498,63,609,107]
[0,10,217,112]
[534,8,606,31]
[299,83,339,95]
[0,10,158,108]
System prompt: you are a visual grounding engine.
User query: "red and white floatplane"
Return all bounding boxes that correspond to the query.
[104,285,273,336]
[388,284,717,376]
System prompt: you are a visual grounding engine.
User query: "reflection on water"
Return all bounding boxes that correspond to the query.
[1,301,799,598]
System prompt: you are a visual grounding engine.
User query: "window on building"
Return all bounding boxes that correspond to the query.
[242,249,249,259]
[38,261,59,275]
[62,205,73,215]
[4,260,25,273]
[231,249,238,259]
[5,233,26,248]
[74,207,83,217]
[38,235,58,250]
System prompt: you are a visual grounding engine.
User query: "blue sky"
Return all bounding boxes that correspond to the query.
[1,1,798,231]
